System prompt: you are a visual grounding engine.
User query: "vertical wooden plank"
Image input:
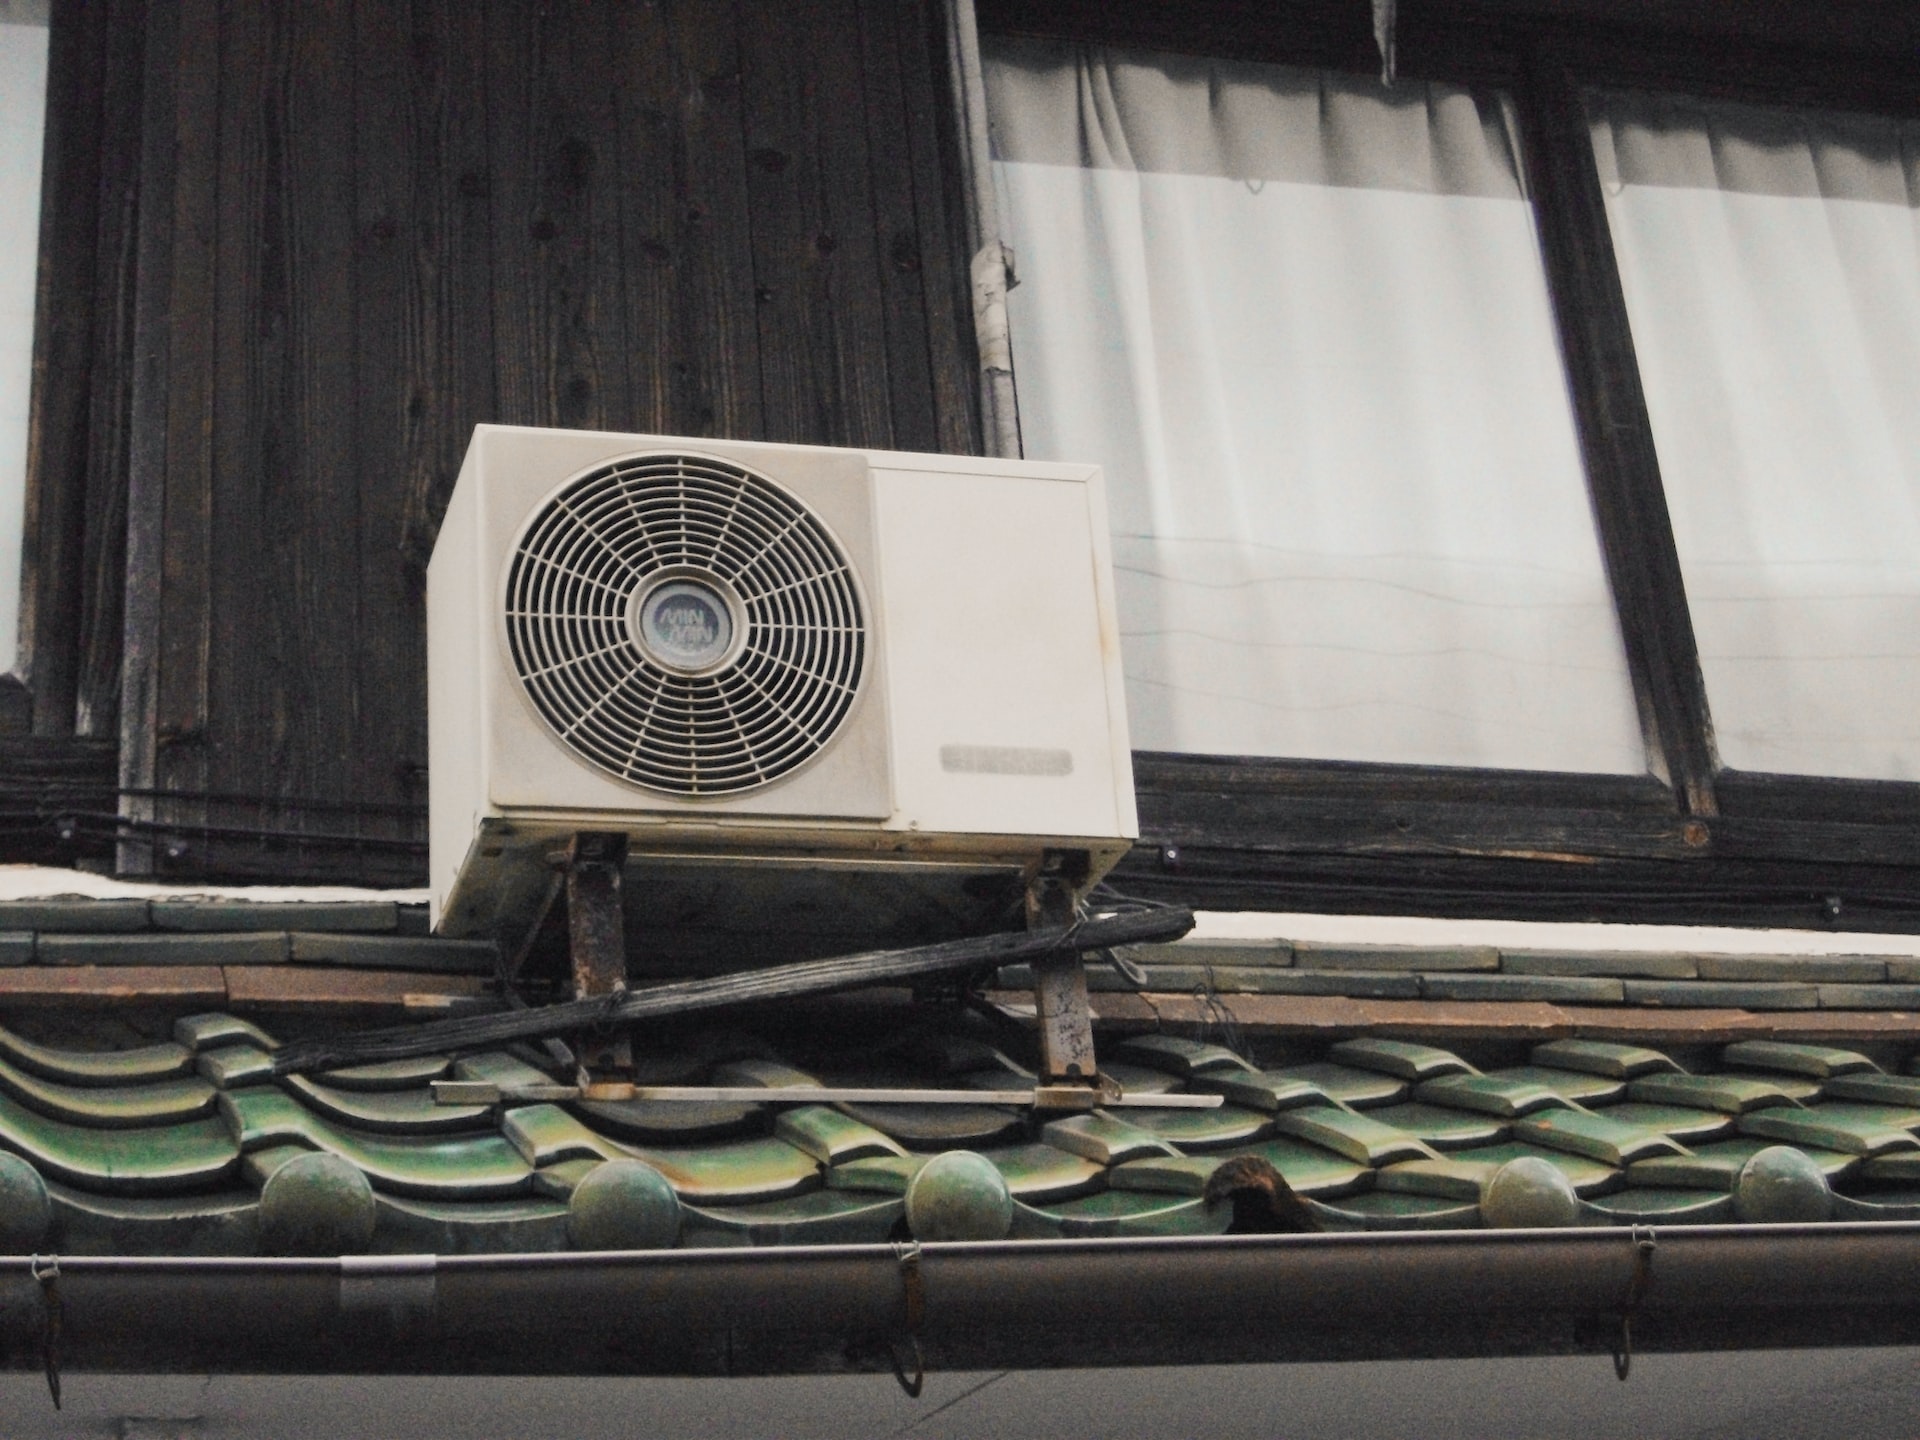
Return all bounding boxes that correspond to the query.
[484,0,631,433]
[894,0,981,456]
[151,0,222,870]
[855,0,940,454]
[120,0,180,872]
[607,0,762,441]
[351,0,426,857]
[72,0,146,742]
[204,0,362,866]
[738,0,895,448]
[398,0,499,567]
[19,0,109,736]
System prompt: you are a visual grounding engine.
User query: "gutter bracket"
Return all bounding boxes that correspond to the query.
[1612,1225,1658,1381]
[30,1254,60,1410]
[887,1242,927,1398]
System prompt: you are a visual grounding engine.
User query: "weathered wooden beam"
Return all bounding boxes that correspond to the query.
[270,905,1195,1075]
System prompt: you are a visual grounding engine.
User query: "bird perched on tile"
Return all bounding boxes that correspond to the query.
[1204,1155,1322,1234]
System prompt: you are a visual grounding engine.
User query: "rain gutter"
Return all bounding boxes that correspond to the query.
[7,1223,1920,1376]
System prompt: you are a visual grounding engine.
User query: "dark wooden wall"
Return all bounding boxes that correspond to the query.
[23,0,978,880]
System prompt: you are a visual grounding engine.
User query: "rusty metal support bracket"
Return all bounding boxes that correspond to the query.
[565,832,632,1082]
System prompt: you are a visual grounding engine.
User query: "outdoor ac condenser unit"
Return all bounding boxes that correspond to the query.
[429,425,1137,963]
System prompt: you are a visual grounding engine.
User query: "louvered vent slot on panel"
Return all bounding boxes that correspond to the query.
[503,454,867,796]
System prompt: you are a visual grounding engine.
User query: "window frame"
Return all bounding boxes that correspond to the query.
[974,0,1920,931]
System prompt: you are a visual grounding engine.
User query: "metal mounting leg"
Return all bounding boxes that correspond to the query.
[1028,872,1096,1091]
[565,832,632,1082]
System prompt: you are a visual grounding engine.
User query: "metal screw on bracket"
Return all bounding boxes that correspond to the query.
[1822,895,1844,922]
[1160,844,1181,871]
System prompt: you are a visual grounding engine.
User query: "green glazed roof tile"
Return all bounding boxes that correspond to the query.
[1313,1192,1482,1230]
[375,1193,570,1255]
[1482,1066,1627,1105]
[1415,1074,1572,1119]
[0,1087,237,1194]
[1451,1143,1622,1196]
[835,1099,1022,1148]
[976,1142,1106,1202]
[219,1088,534,1199]
[0,899,149,932]
[681,1190,903,1246]
[1377,1157,1500,1201]
[0,1022,192,1087]
[1366,1103,1508,1151]
[47,1180,260,1257]
[1262,1062,1409,1108]
[289,934,497,972]
[1717,1070,1824,1102]
[1626,1073,1807,1115]
[500,1104,627,1166]
[39,933,289,966]
[1600,1102,1733,1143]
[1858,1152,1920,1182]
[531,1157,603,1198]
[1111,1035,1256,1078]
[0,1051,213,1128]
[625,1136,823,1203]
[1195,1070,1334,1112]
[1122,1101,1271,1153]
[1831,1190,1920,1220]
[0,932,32,966]
[774,1105,908,1164]
[1584,1188,1736,1223]
[1514,1109,1691,1166]
[151,899,398,933]
[1721,1041,1878,1079]
[1026,1190,1227,1239]
[240,1143,311,1187]
[710,1058,821,1089]
[1042,1111,1182,1166]
[197,1047,276,1090]
[283,1074,492,1135]
[175,1014,279,1052]
[1738,1105,1920,1157]
[827,1154,931,1195]
[1270,1106,1438,1166]
[1822,1074,1920,1107]
[1529,1040,1679,1079]
[1327,1038,1476,1081]
[452,1052,557,1090]
[576,1095,766,1144]
[1629,1138,1858,1191]
[320,1056,452,1091]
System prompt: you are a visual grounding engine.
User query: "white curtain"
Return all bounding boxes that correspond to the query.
[985,38,1644,774]
[0,13,46,674]
[1592,93,1920,781]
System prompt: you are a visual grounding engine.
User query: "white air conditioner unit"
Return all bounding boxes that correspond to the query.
[428,425,1137,963]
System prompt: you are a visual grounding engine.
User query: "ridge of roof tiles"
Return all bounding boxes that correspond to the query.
[1,1007,1920,1255]
[998,937,1920,1011]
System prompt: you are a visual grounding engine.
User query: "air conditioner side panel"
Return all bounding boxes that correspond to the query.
[874,462,1135,841]
[427,447,487,924]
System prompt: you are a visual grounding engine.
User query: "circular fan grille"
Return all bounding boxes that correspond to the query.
[504,453,867,796]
